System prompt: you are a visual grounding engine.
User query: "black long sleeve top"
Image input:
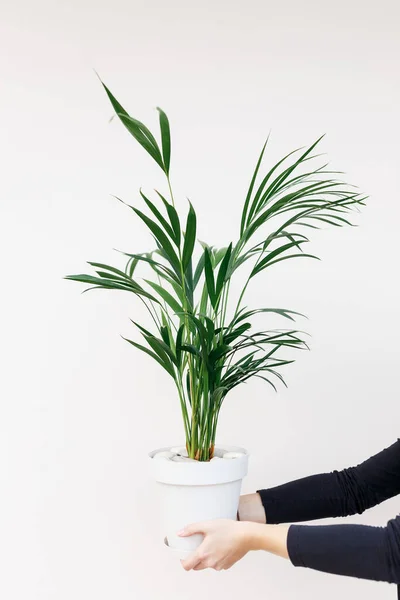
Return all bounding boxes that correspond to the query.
[257,439,400,596]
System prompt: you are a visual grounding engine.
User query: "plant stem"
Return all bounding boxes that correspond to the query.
[167,177,175,208]
[167,174,196,457]
[175,378,190,441]
[218,279,231,343]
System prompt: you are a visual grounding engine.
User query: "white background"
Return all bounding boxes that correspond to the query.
[1,1,400,598]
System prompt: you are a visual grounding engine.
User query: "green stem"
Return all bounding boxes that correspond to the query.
[167,177,175,208]
[175,377,190,441]
[166,174,197,457]
[197,363,209,456]
[217,279,231,344]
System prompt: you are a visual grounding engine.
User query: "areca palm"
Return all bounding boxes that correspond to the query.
[65,81,366,461]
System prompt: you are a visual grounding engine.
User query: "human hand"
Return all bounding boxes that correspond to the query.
[178,519,262,571]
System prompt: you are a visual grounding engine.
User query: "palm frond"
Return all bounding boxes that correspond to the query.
[66,84,367,460]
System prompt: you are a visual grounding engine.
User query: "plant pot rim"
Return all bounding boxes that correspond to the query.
[149,444,249,486]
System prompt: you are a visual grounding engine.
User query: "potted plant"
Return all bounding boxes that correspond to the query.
[65,80,365,557]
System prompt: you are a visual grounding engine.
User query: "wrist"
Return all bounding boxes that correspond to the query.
[242,523,290,558]
[239,522,267,551]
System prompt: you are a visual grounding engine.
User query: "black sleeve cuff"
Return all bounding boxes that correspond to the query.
[287,524,306,567]
[285,521,400,584]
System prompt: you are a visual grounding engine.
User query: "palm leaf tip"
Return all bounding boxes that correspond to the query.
[156,106,171,175]
[100,80,165,171]
[181,201,197,271]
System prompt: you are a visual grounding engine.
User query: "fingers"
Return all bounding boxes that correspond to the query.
[177,521,209,537]
[192,563,223,571]
[181,544,227,572]
[180,551,202,571]
[193,562,207,571]
[188,558,225,571]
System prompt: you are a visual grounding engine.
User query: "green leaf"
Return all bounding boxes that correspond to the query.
[265,136,325,200]
[116,250,180,284]
[186,314,210,364]
[212,386,229,406]
[65,273,127,287]
[139,190,176,242]
[216,242,232,298]
[208,344,231,365]
[307,216,341,227]
[101,82,164,170]
[214,246,228,266]
[234,308,306,325]
[144,279,183,314]
[252,253,320,276]
[119,114,163,167]
[64,274,160,303]
[143,333,178,366]
[186,370,192,403]
[204,316,215,347]
[230,245,260,273]
[182,201,197,272]
[240,137,269,236]
[80,286,104,294]
[160,273,186,308]
[160,325,171,347]
[193,252,205,289]
[223,323,252,345]
[177,344,201,358]
[121,336,175,378]
[87,261,132,280]
[204,247,217,309]
[130,319,154,337]
[155,191,181,246]
[132,207,181,275]
[78,278,127,290]
[247,147,302,225]
[240,142,359,246]
[198,274,209,316]
[93,270,128,281]
[125,256,139,278]
[185,256,194,309]
[157,107,171,175]
[255,374,278,392]
[250,240,308,278]
[175,324,185,368]
[100,81,130,119]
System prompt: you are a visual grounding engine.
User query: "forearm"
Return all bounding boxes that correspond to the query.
[245,515,400,585]
[256,439,400,524]
[287,516,400,584]
[257,471,353,524]
[240,476,359,525]
[238,493,267,523]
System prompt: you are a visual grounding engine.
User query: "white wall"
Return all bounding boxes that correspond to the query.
[1,1,400,598]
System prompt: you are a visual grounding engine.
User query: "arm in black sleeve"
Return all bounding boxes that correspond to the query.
[287,514,400,584]
[257,439,400,524]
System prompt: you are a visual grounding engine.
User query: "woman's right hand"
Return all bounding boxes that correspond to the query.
[238,493,267,523]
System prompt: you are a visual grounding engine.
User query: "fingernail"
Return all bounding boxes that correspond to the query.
[177,529,185,536]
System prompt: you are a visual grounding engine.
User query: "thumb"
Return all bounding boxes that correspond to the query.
[177,521,208,537]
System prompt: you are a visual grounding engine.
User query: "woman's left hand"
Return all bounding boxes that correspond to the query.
[178,519,266,571]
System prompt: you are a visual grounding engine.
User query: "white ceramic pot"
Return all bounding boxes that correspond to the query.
[149,445,249,557]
